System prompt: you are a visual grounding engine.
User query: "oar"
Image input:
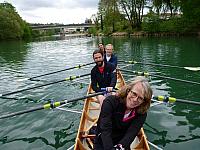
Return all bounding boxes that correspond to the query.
[184,67,200,71]
[0,91,104,119]
[21,62,94,81]
[120,60,199,71]
[0,73,90,97]
[120,69,200,86]
[148,141,163,150]
[153,95,200,106]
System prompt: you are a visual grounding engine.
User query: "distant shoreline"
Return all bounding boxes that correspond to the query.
[58,33,91,37]
[110,31,200,37]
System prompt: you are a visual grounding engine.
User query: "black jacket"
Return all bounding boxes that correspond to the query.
[95,95,147,150]
[91,62,117,92]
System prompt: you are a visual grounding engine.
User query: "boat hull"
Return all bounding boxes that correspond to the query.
[74,71,150,150]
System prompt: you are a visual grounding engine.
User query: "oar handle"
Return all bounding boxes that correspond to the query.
[100,88,117,92]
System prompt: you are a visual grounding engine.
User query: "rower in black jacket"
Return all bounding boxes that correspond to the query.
[91,49,117,107]
[94,76,152,150]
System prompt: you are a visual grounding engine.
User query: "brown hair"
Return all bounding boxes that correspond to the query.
[98,43,105,54]
[93,49,104,58]
[117,76,152,114]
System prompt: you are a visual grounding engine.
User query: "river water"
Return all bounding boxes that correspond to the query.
[0,36,200,150]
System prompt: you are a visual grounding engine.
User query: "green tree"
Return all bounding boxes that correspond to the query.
[95,0,200,34]
[118,0,146,30]
[98,0,124,34]
[0,2,32,40]
[181,0,200,22]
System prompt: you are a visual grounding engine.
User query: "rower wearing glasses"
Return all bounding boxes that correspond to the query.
[94,76,152,150]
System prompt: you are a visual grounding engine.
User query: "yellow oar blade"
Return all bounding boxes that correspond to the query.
[184,67,200,71]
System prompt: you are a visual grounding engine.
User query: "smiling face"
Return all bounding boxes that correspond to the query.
[105,45,113,57]
[126,82,145,110]
[93,52,104,67]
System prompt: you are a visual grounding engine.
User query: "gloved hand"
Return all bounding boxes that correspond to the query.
[106,87,113,92]
[114,144,125,150]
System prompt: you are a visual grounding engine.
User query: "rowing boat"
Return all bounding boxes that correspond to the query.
[74,70,150,150]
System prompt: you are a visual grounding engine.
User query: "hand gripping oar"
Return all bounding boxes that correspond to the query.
[0,73,90,97]
[153,95,200,106]
[120,60,199,71]
[0,91,104,119]
[120,69,200,86]
[22,62,94,81]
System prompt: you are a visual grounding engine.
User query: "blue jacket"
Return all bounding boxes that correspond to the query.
[104,54,118,69]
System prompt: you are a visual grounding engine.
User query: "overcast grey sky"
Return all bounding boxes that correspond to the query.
[1,0,99,24]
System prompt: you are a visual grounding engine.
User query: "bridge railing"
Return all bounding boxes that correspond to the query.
[31,23,95,30]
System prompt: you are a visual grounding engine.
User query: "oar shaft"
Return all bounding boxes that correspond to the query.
[137,62,183,69]
[148,141,163,150]
[0,106,44,119]
[67,91,104,103]
[1,79,65,97]
[0,91,104,119]
[176,99,200,105]
[120,69,150,76]
[30,69,67,80]
[0,73,91,97]
[29,62,94,80]
[120,69,200,86]
[152,74,200,86]
[120,60,184,69]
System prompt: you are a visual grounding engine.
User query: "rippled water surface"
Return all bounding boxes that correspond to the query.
[0,36,200,150]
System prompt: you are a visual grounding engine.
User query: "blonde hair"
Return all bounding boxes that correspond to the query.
[117,76,152,114]
[105,44,113,50]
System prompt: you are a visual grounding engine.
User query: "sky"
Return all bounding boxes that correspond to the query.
[1,0,99,24]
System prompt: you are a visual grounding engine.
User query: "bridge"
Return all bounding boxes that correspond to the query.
[31,23,95,34]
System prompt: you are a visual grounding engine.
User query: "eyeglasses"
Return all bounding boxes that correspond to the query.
[129,90,144,103]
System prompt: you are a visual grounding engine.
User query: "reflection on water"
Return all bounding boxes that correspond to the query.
[0,41,29,66]
[0,125,76,149]
[0,36,200,150]
[33,34,88,42]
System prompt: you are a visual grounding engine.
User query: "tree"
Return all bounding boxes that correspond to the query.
[98,0,125,34]
[85,18,92,24]
[0,2,31,40]
[118,0,145,30]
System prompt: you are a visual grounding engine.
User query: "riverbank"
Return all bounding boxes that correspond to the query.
[111,31,200,37]
[33,33,91,42]
[60,33,91,37]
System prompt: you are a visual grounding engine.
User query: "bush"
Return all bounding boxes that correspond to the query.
[88,27,98,35]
